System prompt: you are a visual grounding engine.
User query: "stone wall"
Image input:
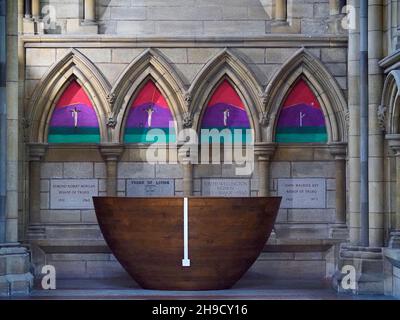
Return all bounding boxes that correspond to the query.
[22,26,348,280]
[37,0,337,36]
[271,147,337,240]
[24,46,348,105]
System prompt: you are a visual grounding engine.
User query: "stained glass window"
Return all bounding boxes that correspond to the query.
[275,79,327,143]
[200,80,251,144]
[48,80,100,144]
[124,80,175,143]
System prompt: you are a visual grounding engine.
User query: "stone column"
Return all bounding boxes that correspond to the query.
[66,0,97,34]
[27,144,47,237]
[22,0,35,34]
[178,146,196,197]
[254,143,277,244]
[0,0,6,243]
[100,144,124,197]
[368,0,384,247]
[348,0,361,245]
[0,0,33,296]
[31,0,39,19]
[386,135,400,248]
[182,162,193,196]
[24,0,31,19]
[329,0,341,16]
[84,0,96,22]
[329,143,348,239]
[5,0,20,243]
[254,143,277,197]
[275,0,287,21]
[327,0,347,33]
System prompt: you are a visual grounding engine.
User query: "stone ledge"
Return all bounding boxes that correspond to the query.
[0,245,34,296]
[264,243,334,253]
[384,248,400,268]
[333,245,385,295]
[0,273,33,296]
[21,34,348,49]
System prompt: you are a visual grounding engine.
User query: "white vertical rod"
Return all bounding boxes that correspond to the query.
[182,197,191,267]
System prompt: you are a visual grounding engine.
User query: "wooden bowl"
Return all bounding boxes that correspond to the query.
[93,197,281,290]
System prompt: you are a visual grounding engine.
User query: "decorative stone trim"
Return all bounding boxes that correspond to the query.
[381,71,400,135]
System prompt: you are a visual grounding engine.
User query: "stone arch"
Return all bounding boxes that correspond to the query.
[189,48,264,142]
[110,49,187,143]
[381,70,400,135]
[264,48,347,143]
[27,49,111,143]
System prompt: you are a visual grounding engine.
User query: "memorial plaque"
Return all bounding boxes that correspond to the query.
[278,178,326,209]
[202,179,250,197]
[127,179,175,197]
[50,179,98,209]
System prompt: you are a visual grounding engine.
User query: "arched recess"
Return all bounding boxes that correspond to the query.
[111,49,187,144]
[27,49,111,143]
[122,79,176,144]
[264,48,347,143]
[382,70,400,135]
[275,77,328,143]
[189,48,263,142]
[199,78,252,144]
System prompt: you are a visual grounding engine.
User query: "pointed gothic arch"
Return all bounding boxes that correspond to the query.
[122,78,176,144]
[110,49,187,143]
[264,48,347,143]
[381,70,400,135]
[27,49,111,143]
[189,49,263,142]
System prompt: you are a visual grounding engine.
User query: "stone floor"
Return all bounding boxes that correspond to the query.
[4,272,397,300]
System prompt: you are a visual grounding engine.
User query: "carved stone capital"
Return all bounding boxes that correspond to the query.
[386,134,400,156]
[328,142,347,160]
[254,143,277,161]
[100,144,124,162]
[177,144,198,164]
[28,143,48,162]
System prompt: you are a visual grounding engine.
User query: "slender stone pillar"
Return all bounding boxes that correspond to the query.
[348,0,361,245]
[0,0,33,296]
[84,0,96,22]
[24,0,31,19]
[327,0,346,33]
[386,135,400,248]
[31,0,39,19]
[0,0,6,243]
[275,0,287,21]
[329,143,348,239]
[6,0,20,243]
[368,0,384,247]
[329,0,341,16]
[100,144,124,197]
[178,146,196,197]
[182,163,193,197]
[254,143,277,197]
[27,144,47,236]
[329,0,340,15]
